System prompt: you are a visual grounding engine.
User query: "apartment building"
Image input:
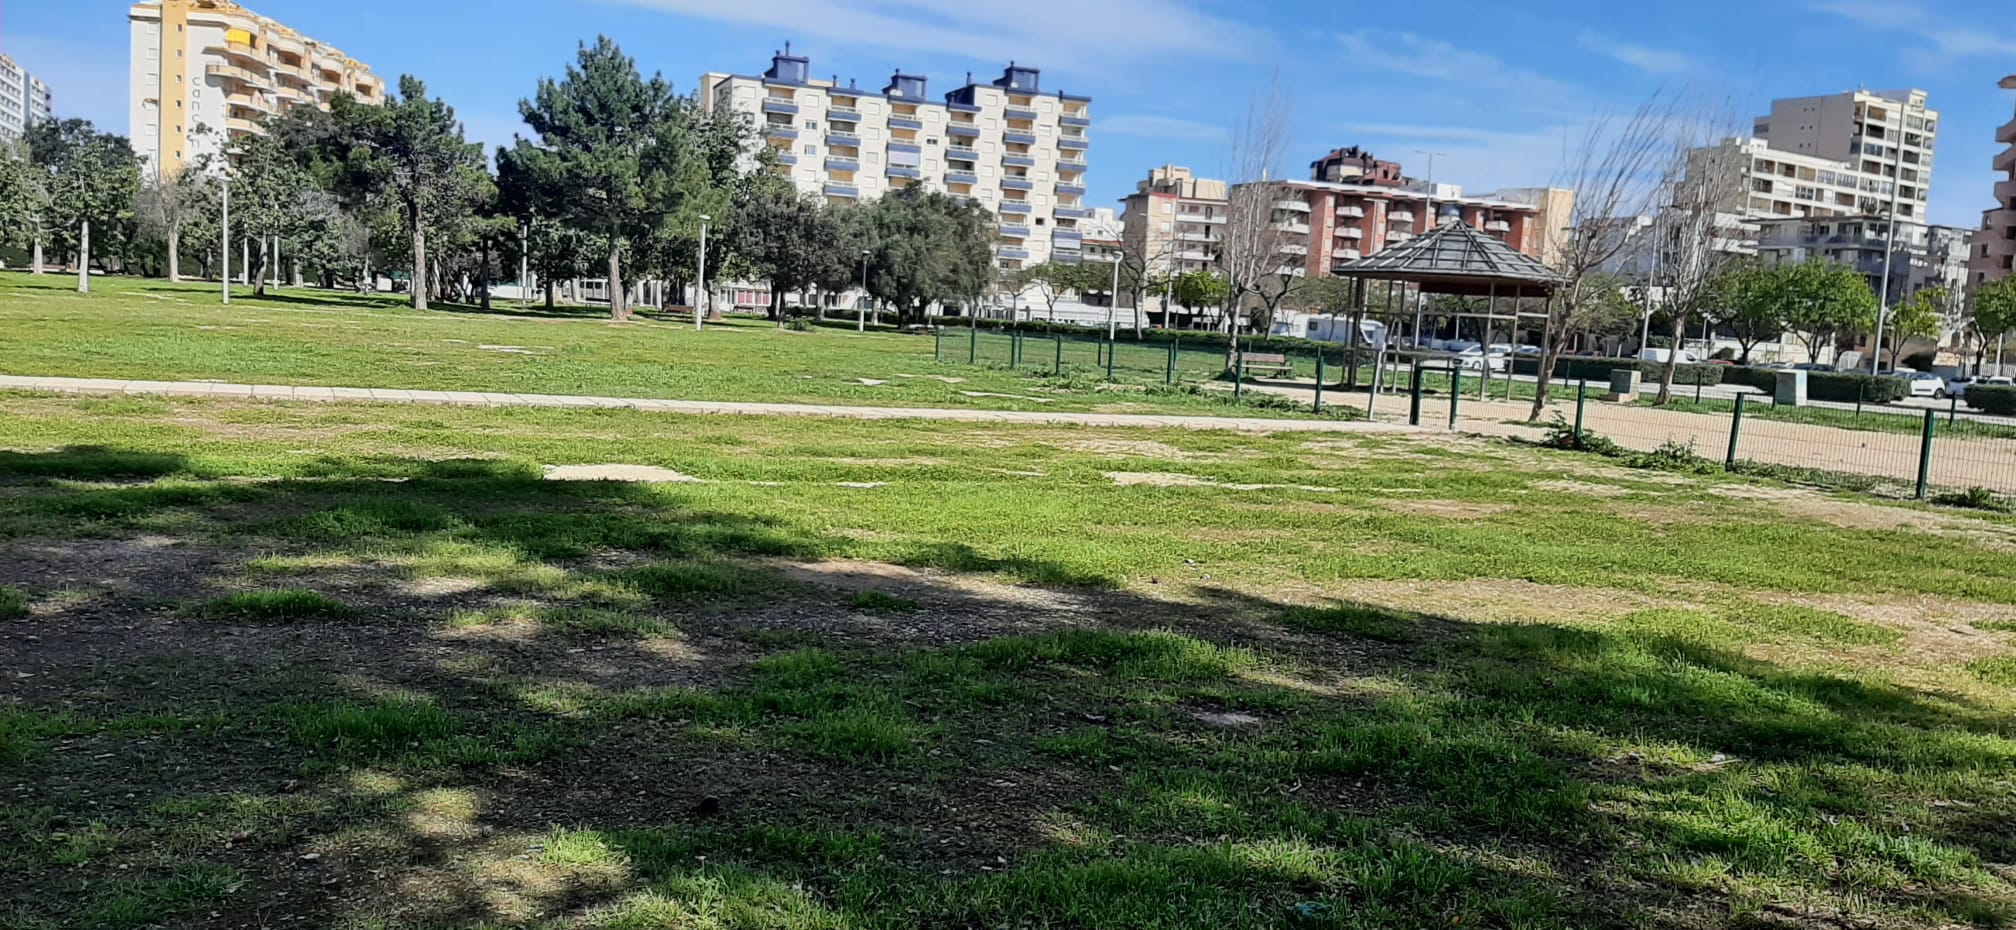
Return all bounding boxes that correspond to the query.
[128,0,386,178]
[0,55,54,141]
[1969,75,2016,287]
[1310,146,1403,186]
[1280,180,1555,277]
[1758,215,1970,302]
[1118,165,1230,277]
[701,50,1091,270]
[1754,89,1936,222]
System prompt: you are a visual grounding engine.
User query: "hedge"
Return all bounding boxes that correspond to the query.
[1719,367,1910,404]
[1965,386,2016,416]
[1518,358,1724,386]
[957,318,1379,360]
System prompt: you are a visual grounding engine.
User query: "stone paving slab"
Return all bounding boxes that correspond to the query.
[0,374,1410,434]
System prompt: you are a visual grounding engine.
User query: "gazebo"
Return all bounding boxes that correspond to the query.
[1330,220,1564,356]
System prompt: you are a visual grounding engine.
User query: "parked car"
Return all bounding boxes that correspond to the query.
[1457,345,1510,373]
[1948,375,2014,399]
[1791,363,1835,372]
[1513,345,1543,357]
[1707,359,1736,367]
[1906,372,1947,398]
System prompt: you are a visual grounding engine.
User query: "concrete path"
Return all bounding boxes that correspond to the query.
[0,374,1411,434]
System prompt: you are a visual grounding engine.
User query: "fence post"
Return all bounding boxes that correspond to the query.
[1695,374,1704,405]
[1574,379,1587,440]
[1106,339,1117,382]
[1408,363,1425,426]
[1916,410,1936,501]
[1449,368,1462,430]
[1949,394,1959,426]
[1855,382,1864,419]
[1234,349,1245,399]
[1054,335,1064,375]
[968,326,978,365]
[1165,341,1177,385]
[1314,352,1326,413]
[1727,393,1747,469]
[1012,332,1022,368]
[934,328,943,362]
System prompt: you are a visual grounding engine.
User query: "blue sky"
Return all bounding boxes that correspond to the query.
[6,0,2014,226]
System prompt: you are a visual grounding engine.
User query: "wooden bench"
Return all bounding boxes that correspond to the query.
[1238,352,1296,379]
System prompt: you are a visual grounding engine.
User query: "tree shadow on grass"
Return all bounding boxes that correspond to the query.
[3,451,2015,928]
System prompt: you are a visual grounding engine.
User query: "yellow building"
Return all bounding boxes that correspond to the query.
[128,0,385,177]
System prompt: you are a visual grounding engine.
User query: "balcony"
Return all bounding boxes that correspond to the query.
[775,154,798,166]
[1002,154,1036,168]
[1000,224,1031,238]
[765,125,798,140]
[825,184,860,199]
[1997,147,2016,173]
[1054,251,1082,264]
[1999,116,2016,145]
[1177,231,1216,243]
[762,96,799,115]
[998,247,1030,260]
[946,171,978,185]
[1002,178,1035,191]
[229,92,276,115]
[1337,227,1364,240]
[827,106,860,122]
[1056,184,1087,197]
[1054,207,1089,219]
[889,141,922,154]
[1004,132,1038,146]
[224,116,267,136]
[887,165,921,179]
[1336,205,1365,219]
[1386,230,1412,242]
[1053,231,1083,245]
[1061,115,1091,128]
[1276,221,1311,235]
[1180,212,1225,224]
[1005,107,1038,121]
[827,131,861,147]
[999,202,1033,214]
[1485,220,1512,232]
[946,146,979,161]
[1388,211,1415,223]
[213,42,267,68]
[205,63,269,87]
[1176,248,1214,261]
[948,124,980,138]
[1058,160,1087,173]
[1281,244,1309,256]
[1059,137,1088,150]
[825,157,860,172]
[1996,178,2016,203]
[1332,249,1363,265]
[1274,199,1312,213]
[889,116,924,130]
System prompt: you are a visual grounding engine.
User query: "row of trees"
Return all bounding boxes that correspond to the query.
[0,37,1007,324]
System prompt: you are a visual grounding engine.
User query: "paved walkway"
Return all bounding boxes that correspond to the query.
[0,375,1411,434]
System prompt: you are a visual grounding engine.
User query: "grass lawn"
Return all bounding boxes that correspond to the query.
[1644,396,2016,442]
[0,273,1340,420]
[4,392,2016,929]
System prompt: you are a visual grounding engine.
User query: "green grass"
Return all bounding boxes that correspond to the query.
[192,588,353,622]
[0,272,1339,419]
[1649,395,2016,441]
[0,585,28,620]
[6,390,2016,928]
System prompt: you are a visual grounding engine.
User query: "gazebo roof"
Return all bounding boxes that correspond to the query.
[1333,221,1563,296]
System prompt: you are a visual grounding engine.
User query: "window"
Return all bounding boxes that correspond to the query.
[1035,218,1045,226]
[1162,203,1173,214]
[1160,221,1172,233]
[803,144,816,154]
[803,120,817,129]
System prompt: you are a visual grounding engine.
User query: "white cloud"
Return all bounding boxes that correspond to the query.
[1576,32,1695,74]
[608,0,1269,75]
[1099,114,1228,143]
[1809,1,2016,60]
[1333,30,1589,119]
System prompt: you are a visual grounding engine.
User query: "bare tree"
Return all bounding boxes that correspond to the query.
[1527,97,1679,421]
[1650,124,1747,405]
[1217,78,1302,364]
[137,156,216,284]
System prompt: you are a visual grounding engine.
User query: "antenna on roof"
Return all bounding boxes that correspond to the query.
[784,41,792,55]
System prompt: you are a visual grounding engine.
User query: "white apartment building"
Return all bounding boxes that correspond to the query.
[0,54,54,141]
[1753,89,1936,222]
[128,0,385,178]
[702,50,1091,270]
[1969,75,2016,287]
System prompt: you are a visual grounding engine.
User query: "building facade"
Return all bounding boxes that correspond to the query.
[1310,146,1403,186]
[128,0,385,178]
[1278,180,1559,277]
[1118,165,1229,278]
[1969,76,2016,287]
[0,55,54,141]
[1757,215,1971,302]
[701,51,1091,271]
[1752,89,1936,223]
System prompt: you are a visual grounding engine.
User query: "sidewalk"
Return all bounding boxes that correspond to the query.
[0,375,1411,434]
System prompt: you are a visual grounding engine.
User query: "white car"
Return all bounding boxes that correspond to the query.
[1948,376,2014,399]
[1457,345,1510,373]
[1905,372,1947,398]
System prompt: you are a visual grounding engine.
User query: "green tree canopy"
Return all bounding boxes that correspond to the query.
[1705,264,1787,365]
[859,190,995,325]
[27,118,141,277]
[1780,261,1877,364]
[727,182,854,322]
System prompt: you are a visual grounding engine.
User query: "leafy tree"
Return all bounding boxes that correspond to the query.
[1782,261,1877,365]
[1970,275,2016,374]
[27,119,141,287]
[225,134,320,297]
[1171,269,1229,321]
[858,190,995,325]
[343,76,485,310]
[1704,264,1786,365]
[727,182,853,323]
[137,149,219,283]
[1884,287,1946,370]
[0,137,48,267]
[506,37,707,321]
[1012,260,1100,321]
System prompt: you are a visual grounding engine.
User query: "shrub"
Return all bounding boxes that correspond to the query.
[1930,487,2012,513]
[195,589,353,622]
[1724,368,1910,403]
[1965,385,2016,416]
[1541,358,1723,387]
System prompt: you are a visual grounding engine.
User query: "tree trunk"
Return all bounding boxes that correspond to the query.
[545,280,555,309]
[77,221,91,295]
[410,201,428,311]
[31,228,43,274]
[771,286,786,326]
[480,240,493,311]
[1655,314,1685,406]
[167,227,182,283]
[606,239,626,321]
[1526,298,1560,422]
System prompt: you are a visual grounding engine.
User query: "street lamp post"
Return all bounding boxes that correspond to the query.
[221,179,231,306]
[1107,257,1122,340]
[857,250,871,333]
[1871,111,1910,374]
[695,215,710,332]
